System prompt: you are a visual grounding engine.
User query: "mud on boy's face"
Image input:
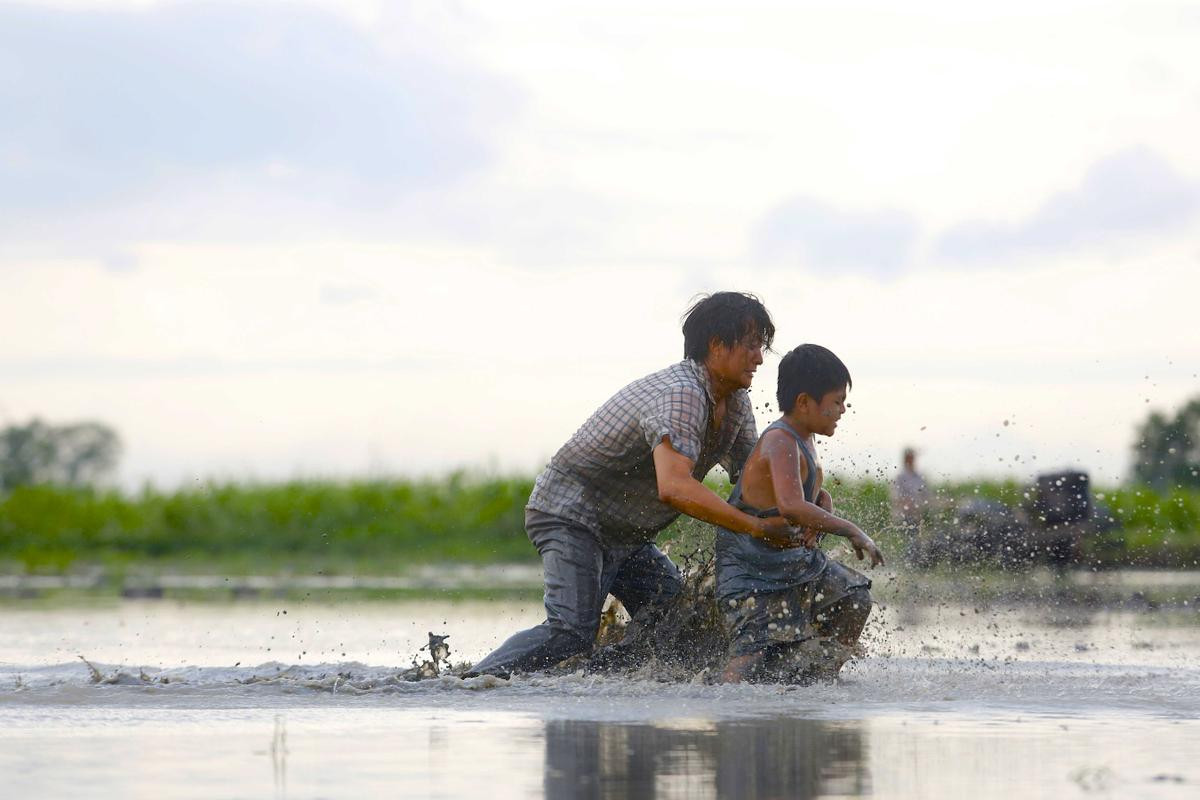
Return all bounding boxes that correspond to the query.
[810,385,849,436]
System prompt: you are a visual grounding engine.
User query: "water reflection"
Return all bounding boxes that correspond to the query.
[270,714,287,799]
[544,717,869,799]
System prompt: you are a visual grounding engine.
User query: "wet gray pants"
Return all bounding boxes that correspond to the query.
[469,509,683,676]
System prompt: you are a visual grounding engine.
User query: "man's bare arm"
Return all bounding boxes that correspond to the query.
[652,438,797,549]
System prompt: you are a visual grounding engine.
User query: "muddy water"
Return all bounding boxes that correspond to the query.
[2,578,1199,798]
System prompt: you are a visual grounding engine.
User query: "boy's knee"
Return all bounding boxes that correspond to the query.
[818,587,873,642]
[846,586,873,615]
[837,588,873,630]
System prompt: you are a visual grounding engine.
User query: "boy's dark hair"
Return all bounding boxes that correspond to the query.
[777,344,852,413]
[681,292,775,362]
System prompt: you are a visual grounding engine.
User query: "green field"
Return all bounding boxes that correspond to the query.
[2,474,1199,575]
[0,476,536,573]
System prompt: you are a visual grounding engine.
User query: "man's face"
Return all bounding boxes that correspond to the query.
[707,333,765,390]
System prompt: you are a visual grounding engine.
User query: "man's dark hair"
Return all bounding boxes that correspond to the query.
[777,344,852,413]
[681,292,775,362]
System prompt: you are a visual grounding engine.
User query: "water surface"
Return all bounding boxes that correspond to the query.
[3,575,1199,798]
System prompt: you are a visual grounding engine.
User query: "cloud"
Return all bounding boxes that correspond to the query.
[0,2,514,234]
[320,284,377,305]
[0,354,445,380]
[751,197,918,278]
[936,147,1200,262]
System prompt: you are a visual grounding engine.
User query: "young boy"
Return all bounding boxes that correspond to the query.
[715,344,884,683]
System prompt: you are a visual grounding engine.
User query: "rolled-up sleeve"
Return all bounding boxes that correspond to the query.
[639,383,706,463]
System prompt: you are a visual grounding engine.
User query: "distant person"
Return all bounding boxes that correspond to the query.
[466,292,800,679]
[715,344,883,684]
[891,447,928,560]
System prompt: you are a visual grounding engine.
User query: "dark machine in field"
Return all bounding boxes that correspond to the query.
[913,470,1117,569]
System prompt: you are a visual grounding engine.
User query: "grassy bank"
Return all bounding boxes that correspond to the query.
[0,476,536,572]
[1,475,1199,573]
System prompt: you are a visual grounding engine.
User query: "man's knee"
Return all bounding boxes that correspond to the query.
[546,626,595,659]
[609,544,682,616]
[658,569,683,601]
[467,621,595,677]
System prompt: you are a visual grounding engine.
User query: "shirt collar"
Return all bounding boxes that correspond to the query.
[684,357,717,406]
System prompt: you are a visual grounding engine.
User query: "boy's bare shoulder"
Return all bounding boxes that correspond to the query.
[758,426,800,452]
[753,428,804,476]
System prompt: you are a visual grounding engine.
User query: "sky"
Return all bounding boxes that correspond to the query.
[2,0,1198,489]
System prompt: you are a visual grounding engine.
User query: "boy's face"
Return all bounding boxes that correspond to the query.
[797,385,849,436]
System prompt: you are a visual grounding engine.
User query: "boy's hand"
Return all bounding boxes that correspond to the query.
[816,489,833,513]
[847,528,885,567]
[755,516,804,549]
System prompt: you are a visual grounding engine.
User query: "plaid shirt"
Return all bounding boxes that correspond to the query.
[527,359,759,543]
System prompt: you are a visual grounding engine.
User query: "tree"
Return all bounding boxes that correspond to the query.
[0,418,121,491]
[1131,396,1200,490]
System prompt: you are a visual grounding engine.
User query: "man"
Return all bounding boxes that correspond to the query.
[891,447,928,562]
[467,292,798,678]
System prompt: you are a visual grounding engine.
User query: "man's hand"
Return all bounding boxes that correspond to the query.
[847,528,885,567]
[754,516,803,549]
[798,527,821,549]
[815,489,833,513]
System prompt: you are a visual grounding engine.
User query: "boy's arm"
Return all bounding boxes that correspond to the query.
[799,488,834,547]
[652,438,799,549]
[762,432,884,566]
